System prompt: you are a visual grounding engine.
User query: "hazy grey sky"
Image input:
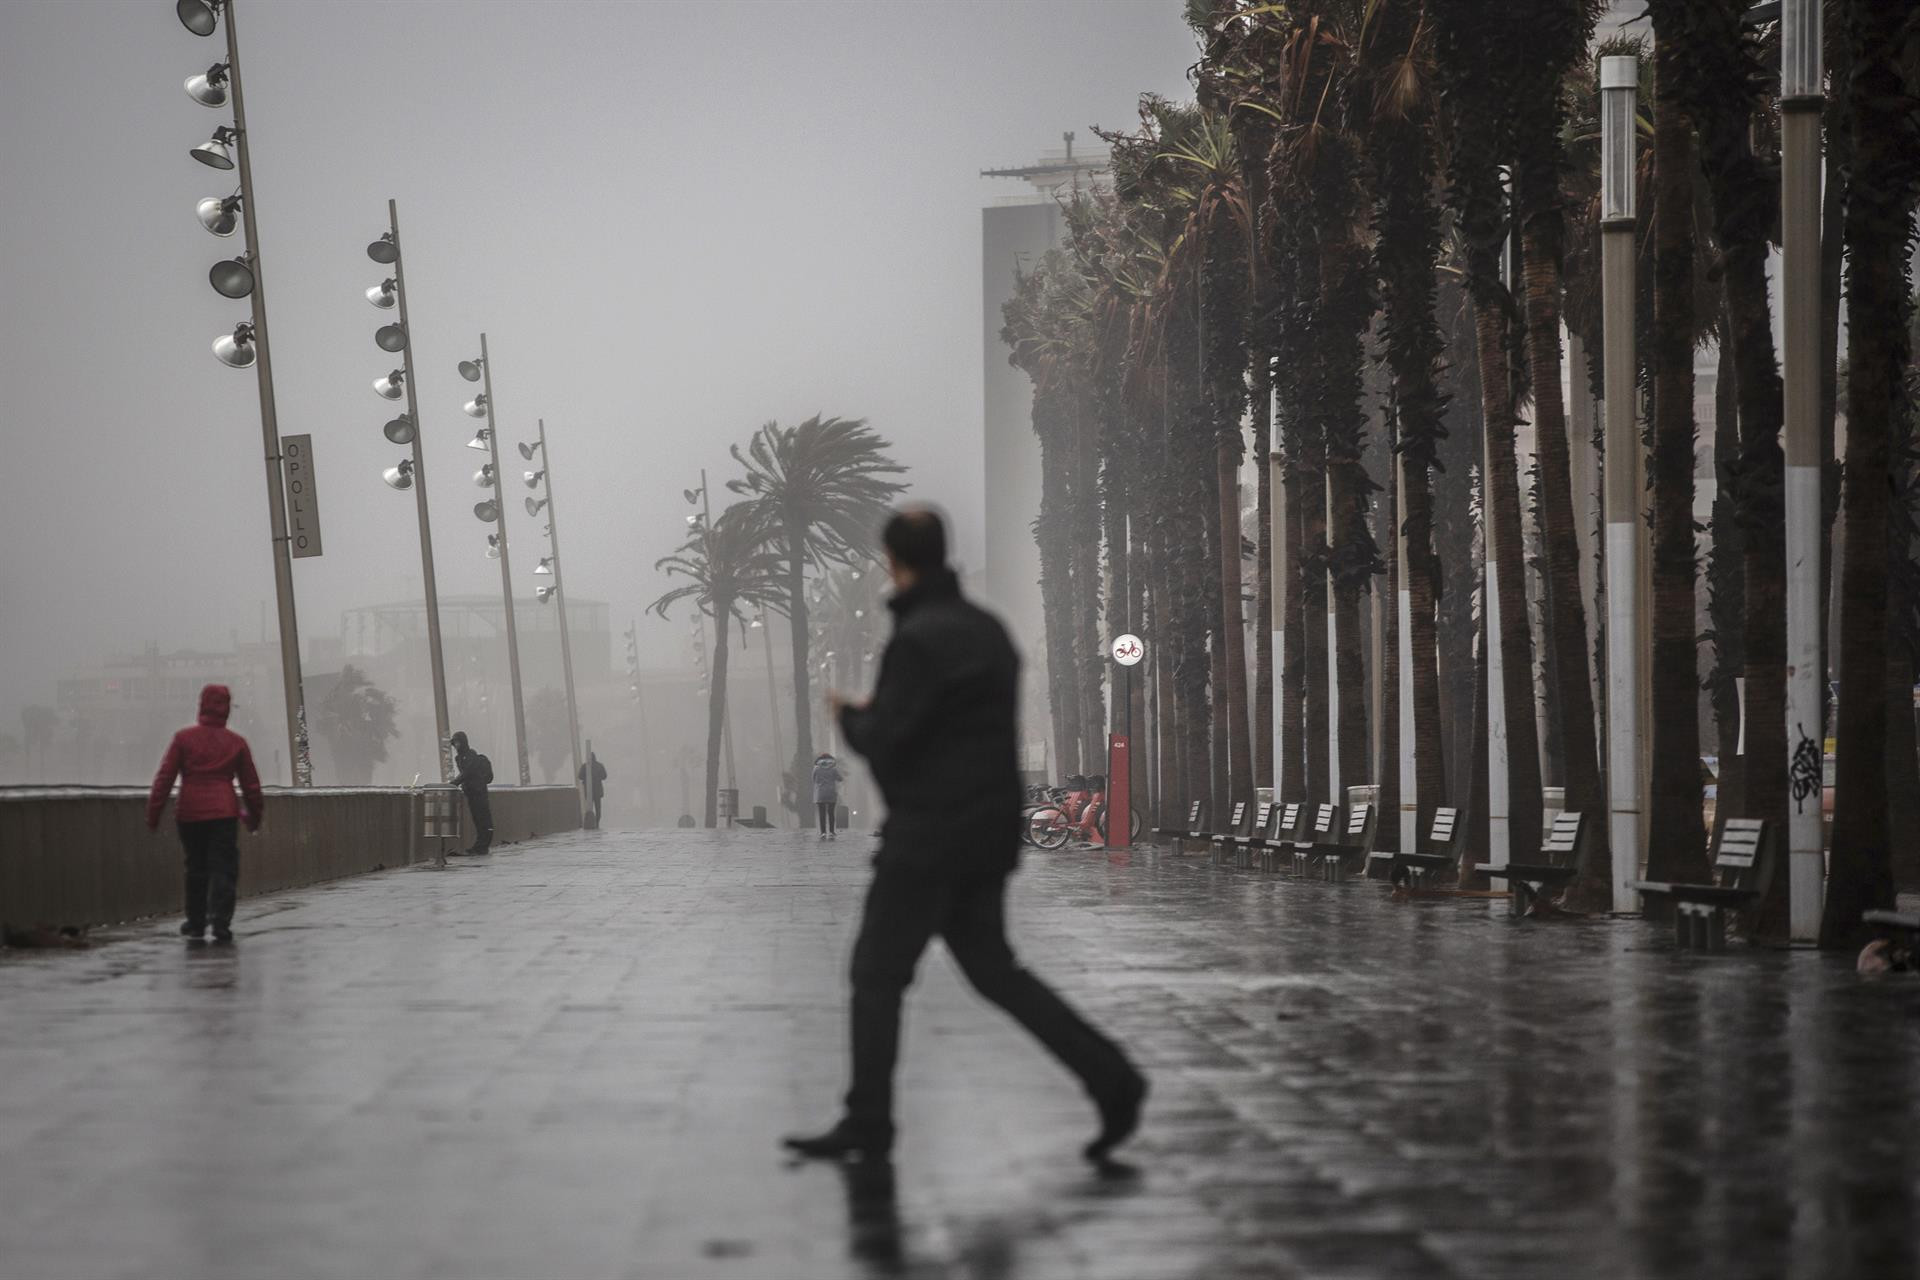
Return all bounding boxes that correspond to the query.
[0,0,1194,728]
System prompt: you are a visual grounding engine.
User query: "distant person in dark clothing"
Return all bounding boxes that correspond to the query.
[812,753,844,839]
[579,740,609,828]
[450,731,493,855]
[145,683,262,944]
[784,507,1146,1165]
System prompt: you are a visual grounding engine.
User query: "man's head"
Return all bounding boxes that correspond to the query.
[881,506,947,592]
[450,731,470,755]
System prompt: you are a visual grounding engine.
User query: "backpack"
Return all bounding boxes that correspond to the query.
[465,752,494,787]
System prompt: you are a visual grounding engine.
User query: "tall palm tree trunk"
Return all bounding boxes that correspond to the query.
[1217,436,1254,801]
[1377,462,1400,851]
[1203,486,1231,819]
[705,595,734,829]
[1301,462,1331,801]
[1470,289,1545,861]
[1644,37,1708,884]
[783,531,812,804]
[1818,0,1914,948]
[1330,461,1372,794]
[1280,455,1307,800]
[1253,352,1275,789]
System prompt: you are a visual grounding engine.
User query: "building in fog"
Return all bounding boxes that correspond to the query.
[979,135,1108,774]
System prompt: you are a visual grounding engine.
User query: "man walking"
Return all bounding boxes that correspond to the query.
[579,740,609,829]
[145,683,263,944]
[784,508,1146,1165]
[450,731,494,855]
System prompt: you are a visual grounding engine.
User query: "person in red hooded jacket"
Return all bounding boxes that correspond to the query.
[146,684,263,944]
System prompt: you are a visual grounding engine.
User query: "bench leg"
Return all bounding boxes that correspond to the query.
[1292,851,1309,879]
[1509,881,1530,918]
[1704,909,1727,953]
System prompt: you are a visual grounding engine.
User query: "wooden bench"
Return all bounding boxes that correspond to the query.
[1217,801,1273,868]
[1204,801,1252,861]
[1632,818,1780,951]
[1151,800,1205,849]
[1289,803,1343,878]
[1383,807,1462,889]
[1257,802,1306,873]
[1863,909,1920,946]
[1475,811,1590,916]
[1315,803,1376,883]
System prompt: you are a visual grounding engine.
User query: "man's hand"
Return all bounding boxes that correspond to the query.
[827,690,868,718]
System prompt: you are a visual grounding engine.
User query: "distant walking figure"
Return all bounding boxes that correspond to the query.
[812,753,843,839]
[145,683,262,945]
[579,740,609,829]
[784,508,1146,1165]
[450,731,494,855]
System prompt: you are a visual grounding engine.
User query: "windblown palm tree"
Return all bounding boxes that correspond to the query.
[314,664,398,786]
[726,417,906,806]
[650,507,788,828]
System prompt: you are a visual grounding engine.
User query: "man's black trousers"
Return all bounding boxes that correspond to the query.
[463,785,493,853]
[843,857,1134,1135]
[178,817,239,933]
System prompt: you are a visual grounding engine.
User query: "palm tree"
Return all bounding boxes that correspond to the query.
[1659,0,1789,937]
[314,664,398,785]
[1818,1,1917,950]
[1363,0,1450,845]
[1510,0,1608,901]
[650,506,788,828]
[1432,0,1545,862]
[1641,7,1711,885]
[727,416,907,804]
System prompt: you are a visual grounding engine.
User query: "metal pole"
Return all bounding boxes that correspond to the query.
[478,334,531,785]
[759,611,785,825]
[1271,447,1286,794]
[224,0,308,785]
[539,419,586,809]
[388,199,452,782]
[1600,56,1642,911]
[696,471,738,801]
[1781,0,1825,942]
[1396,449,1417,852]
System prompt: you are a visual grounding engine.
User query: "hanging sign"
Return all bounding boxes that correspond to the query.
[1110,633,1145,667]
[283,434,323,559]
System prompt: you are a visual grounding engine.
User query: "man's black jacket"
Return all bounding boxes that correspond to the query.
[839,568,1022,873]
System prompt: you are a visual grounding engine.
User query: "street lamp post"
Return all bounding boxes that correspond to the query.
[1780,0,1825,942]
[1600,55,1643,912]
[525,421,585,810]
[180,0,310,784]
[370,201,452,781]
[462,336,531,785]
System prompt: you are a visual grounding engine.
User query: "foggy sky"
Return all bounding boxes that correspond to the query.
[0,0,1193,733]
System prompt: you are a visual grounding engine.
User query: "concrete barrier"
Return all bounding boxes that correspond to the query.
[0,785,580,932]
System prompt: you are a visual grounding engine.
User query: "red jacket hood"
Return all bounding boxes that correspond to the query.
[198,684,232,727]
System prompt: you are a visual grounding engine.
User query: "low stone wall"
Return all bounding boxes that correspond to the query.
[0,785,580,932]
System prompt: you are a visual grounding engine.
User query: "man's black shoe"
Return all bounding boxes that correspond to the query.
[210,927,234,945]
[1084,1072,1147,1163]
[782,1122,893,1162]
[180,921,205,940]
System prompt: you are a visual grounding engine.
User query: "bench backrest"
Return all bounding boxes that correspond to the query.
[1346,803,1376,850]
[1224,800,1249,835]
[1248,801,1274,839]
[1713,818,1779,897]
[1429,806,1459,849]
[1183,800,1204,835]
[1541,811,1586,865]
[1312,803,1340,838]
[1278,801,1304,839]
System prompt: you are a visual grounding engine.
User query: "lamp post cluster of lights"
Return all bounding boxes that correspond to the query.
[458,338,531,785]
[364,202,452,781]
[177,0,310,784]
[523,424,585,800]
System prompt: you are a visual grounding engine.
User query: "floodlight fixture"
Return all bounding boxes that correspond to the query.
[457,358,483,382]
[526,496,548,516]
[523,469,544,489]
[474,464,495,488]
[212,320,256,368]
[466,429,491,451]
[190,127,238,170]
[383,414,417,444]
[196,194,241,236]
[374,323,407,353]
[367,231,398,265]
[177,0,221,38]
[463,395,488,418]
[184,63,229,107]
[537,584,557,604]
[208,254,254,299]
[366,279,397,309]
[382,458,415,490]
[534,557,553,575]
[373,369,406,399]
[518,440,541,461]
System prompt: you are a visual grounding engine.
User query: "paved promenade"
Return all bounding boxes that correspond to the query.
[1,826,1916,1280]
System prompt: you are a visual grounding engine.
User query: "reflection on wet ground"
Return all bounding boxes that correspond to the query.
[0,827,1915,1278]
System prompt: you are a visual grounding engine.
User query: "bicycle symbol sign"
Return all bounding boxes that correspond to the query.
[1110,634,1145,667]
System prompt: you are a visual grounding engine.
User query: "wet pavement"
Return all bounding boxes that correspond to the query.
[1,827,1917,1280]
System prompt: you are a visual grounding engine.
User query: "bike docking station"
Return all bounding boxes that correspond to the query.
[1107,632,1144,852]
